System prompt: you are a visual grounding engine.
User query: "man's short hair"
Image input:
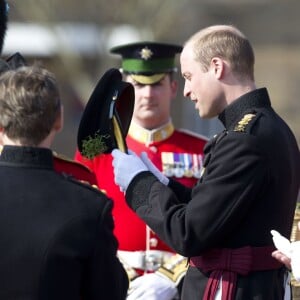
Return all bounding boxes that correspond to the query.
[0,65,61,145]
[186,25,255,81]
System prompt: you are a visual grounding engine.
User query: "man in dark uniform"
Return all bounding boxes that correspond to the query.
[75,42,207,299]
[111,25,300,299]
[0,65,128,299]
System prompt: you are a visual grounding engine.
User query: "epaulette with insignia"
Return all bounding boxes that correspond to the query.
[234,113,256,132]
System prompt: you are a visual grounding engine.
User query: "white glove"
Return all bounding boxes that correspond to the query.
[271,230,292,257]
[127,273,178,300]
[112,149,148,191]
[291,241,300,281]
[140,152,169,186]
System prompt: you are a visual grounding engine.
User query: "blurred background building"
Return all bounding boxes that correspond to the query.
[2,0,300,157]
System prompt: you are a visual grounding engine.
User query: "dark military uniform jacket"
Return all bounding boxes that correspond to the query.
[0,146,128,300]
[124,88,300,299]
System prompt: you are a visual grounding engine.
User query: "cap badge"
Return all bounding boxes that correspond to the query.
[139,47,153,60]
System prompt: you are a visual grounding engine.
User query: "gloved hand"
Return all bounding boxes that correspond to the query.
[127,273,178,300]
[271,230,292,257]
[140,152,169,186]
[112,149,148,192]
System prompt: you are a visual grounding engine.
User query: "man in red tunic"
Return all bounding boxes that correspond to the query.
[75,42,207,299]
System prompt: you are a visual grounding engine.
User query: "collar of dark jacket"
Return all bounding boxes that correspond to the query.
[0,145,54,169]
[218,88,271,130]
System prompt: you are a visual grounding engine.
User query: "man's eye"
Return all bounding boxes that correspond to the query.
[183,74,191,81]
[152,82,161,87]
[133,83,143,87]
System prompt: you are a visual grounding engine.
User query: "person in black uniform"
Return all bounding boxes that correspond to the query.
[0,65,128,299]
[111,24,300,299]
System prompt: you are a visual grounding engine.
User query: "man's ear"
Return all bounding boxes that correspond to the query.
[210,57,225,79]
[53,105,64,133]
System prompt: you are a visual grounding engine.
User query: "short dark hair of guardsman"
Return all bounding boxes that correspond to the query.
[0,0,8,53]
[0,65,62,146]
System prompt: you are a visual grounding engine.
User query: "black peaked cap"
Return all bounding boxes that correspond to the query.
[77,68,134,159]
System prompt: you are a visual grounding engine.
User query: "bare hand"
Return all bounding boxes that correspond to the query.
[272,250,291,270]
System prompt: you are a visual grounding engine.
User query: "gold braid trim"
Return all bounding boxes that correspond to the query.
[112,115,127,153]
[234,113,256,132]
[156,254,188,286]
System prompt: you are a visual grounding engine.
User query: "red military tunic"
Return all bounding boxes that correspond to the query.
[74,121,207,271]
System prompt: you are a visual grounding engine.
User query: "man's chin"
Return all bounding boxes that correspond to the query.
[139,112,157,120]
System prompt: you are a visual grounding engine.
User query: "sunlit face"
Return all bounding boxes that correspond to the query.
[126,74,177,129]
[180,43,224,119]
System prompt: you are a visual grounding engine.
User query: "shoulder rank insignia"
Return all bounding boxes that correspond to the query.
[234,113,256,132]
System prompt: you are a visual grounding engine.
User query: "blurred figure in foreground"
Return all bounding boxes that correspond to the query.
[0,64,128,299]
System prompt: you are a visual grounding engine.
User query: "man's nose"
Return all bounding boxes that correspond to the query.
[183,82,191,98]
[142,84,155,96]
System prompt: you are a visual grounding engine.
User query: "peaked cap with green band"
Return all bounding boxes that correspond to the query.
[110,41,182,84]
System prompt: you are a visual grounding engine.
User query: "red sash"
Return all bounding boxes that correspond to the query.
[190,246,283,300]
